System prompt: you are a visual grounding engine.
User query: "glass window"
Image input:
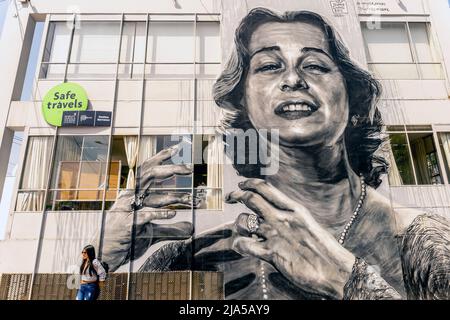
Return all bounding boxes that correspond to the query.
[153,135,192,189]
[47,136,112,211]
[409,23,439,63]
[120,22,146,63]
[362,22,443,79]
[147,21,194,63]
[388,129,444,186]
[70,21,121,63]
[388,133,415,185]
[195,135,223,210]
[196,21,220,63]
[42,22,72,63]
[363,22,413,63]
[438,133,450,181]
[118,22,146,79]
[409,133,442,185]
[40,17,220,80]
[40,22,72,78]
[16,136,53,211]
[135,135,223,210]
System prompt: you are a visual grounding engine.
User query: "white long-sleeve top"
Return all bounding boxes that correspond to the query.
[81,259,106,282]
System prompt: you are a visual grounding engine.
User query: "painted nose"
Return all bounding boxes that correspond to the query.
[279,69,309,92]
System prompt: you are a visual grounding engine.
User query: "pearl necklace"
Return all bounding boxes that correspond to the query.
[338,175,366,245]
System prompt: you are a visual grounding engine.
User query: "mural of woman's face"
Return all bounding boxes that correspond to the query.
[244,21,349,147]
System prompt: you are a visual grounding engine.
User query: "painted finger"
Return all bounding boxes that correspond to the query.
[145,143,183,166]
[135,208,177,225]
[138,164,192,189]
[238,178,295,211]
[149,164,193,180]
[232,237,271,261]
[225,190,275,220]
[142,192,198,208]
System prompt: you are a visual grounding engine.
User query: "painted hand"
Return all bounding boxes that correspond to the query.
[102,144,198,271]
[226,178,355,299]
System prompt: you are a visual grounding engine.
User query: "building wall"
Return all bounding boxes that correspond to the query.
[0,0,449,299]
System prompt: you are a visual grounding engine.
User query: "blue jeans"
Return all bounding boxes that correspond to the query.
[76,283,99,300]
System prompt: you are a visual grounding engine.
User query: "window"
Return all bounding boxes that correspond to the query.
[46,136,115,211]
[68,21,121,79]
[361,22,444,80]
[119,22,146,79]
[40,22,72,79]
[40,16,220,80]
[196,21,221,78]
[387,126,446,186]
[16,134,223,212]
[137,135,223,210]
[16,136,53,212]
[438,133,450,181]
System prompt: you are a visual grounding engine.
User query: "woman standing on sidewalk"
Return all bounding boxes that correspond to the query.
[76,245,106,301]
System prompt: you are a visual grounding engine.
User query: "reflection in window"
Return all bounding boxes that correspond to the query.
[135,135,223,210]
[47,136,114,211]
[409,134,442,185]
[388,133,415,186]
[388,130,444,186]
[438,133,450,182]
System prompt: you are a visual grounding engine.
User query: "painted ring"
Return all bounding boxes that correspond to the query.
[247,214,260,233]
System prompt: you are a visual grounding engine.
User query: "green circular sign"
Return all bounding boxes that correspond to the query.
[42,82,88,126]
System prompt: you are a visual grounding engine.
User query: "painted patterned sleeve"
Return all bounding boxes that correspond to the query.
[400,214,450,300]
[343,257,402,300]
[344,214,450,300]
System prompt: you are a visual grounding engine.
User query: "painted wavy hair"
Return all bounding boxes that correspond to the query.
[213,7,387,188]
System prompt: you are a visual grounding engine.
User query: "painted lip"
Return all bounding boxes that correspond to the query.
[274,99,319,120]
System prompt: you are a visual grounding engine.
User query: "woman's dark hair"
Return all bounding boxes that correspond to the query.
[80,244,97,276]
[213,7,387,188]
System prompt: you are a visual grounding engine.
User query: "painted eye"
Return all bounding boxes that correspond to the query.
[256,64,281,73]
[303,64,330,73]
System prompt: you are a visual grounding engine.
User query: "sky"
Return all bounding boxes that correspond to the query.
[0,0,9,37]
[0,0,20,239]
[0,0,11,239]
[0,0,43,239]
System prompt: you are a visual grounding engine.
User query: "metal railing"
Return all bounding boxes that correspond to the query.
[0,272,223,300]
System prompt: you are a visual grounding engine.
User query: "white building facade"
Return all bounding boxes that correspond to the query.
[0,0,449,299]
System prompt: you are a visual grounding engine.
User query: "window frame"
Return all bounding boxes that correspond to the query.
[139,134,224,211]
[360,18,444,80]
[39,13,221,81]
[46,135,112,211]
[386,125,450,186]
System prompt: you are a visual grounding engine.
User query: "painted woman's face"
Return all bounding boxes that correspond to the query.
[244,22,349,147]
